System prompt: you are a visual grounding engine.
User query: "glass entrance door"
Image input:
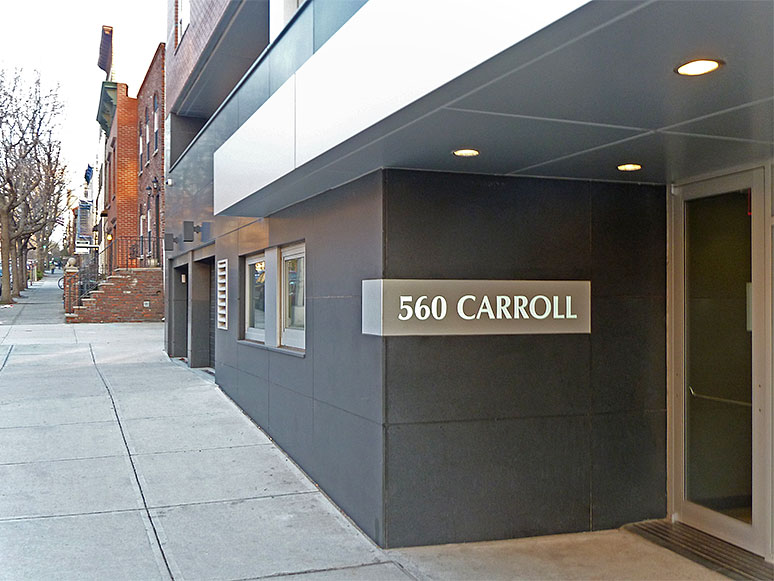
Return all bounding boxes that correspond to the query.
[672,169,770,559]
[685,190,752,523]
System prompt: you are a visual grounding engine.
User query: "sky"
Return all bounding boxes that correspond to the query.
[0,0,167,199]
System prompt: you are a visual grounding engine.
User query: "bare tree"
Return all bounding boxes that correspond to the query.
[0,70,64,302]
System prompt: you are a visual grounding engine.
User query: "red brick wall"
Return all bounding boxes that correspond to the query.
[105,84,139,242]
[67,268,164,323]
[166,0,230,110]
[137,44,166,255]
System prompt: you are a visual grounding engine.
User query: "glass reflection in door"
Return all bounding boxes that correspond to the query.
[685,190,752,524]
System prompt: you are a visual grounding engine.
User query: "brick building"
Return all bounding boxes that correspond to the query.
[97,81,138,246]
[136,43,166,266]
[69,37,166,323]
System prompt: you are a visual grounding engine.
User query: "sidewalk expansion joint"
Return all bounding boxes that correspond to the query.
[130,443,271,457]
[89,343,176,580]
[0,506,146,523]
[0,453,127,467]
[0,344,13,371]
[146,490,319,512]
[0,419,117,430]
[239,560,413,581]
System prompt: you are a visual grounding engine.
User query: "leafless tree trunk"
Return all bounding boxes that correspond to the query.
[0,70,64,303]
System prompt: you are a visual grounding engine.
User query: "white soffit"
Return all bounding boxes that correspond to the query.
[214,0,587,214]
[294,0,588,167]
[214,77,296,214]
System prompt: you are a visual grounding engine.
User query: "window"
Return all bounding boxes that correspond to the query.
[242,243,306,351]
[145,108,150,165]
[138,127,143,170]
[245,255,266,342]
[281,244,305,349]
[153,94,159,153]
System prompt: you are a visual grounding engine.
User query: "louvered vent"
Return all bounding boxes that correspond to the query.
[217,259,228,330]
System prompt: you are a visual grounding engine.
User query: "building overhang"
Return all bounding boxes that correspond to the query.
[214,0,774,218]
[172,0,269,119]
[96,81,118,134]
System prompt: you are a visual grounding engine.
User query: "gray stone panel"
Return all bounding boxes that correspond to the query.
[591,410,667,529]
[386,333,590,424]
[267,382,315,469]
[591,182,666,297]
[237,340,270,379]
[591,296,666,413]
[312,296,383,422]
[311,400,384,545]
[268,349,314,397]
[385,416,590,547]
[383,170,591,281]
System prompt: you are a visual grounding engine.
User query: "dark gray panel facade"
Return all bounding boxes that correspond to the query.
[382,169,666,547]
[212,172,385,543]
[167,168,666,550]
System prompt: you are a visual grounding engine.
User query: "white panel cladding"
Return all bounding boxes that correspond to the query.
[213,77,296,215]
[294,0,586,167]
[217,259,228,330]
[213,0,585,215]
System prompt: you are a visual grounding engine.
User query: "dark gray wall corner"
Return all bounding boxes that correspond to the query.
[381,169,666,547]
[214,172,387,544]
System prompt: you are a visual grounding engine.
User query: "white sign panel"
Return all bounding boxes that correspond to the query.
[362,279,591,336]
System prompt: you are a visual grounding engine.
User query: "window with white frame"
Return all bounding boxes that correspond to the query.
[281,244,305,349]
[242,243,306,350]
[138,127,143,170]
[245,254,267,342]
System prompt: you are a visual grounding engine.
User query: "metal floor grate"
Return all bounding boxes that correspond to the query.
[625,520,773,580]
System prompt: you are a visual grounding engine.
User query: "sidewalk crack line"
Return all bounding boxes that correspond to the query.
[89,343,175,580]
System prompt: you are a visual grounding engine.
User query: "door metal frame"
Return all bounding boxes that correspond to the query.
[668,165,772,560]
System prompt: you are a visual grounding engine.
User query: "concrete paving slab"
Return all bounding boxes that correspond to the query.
[122,411,271,454]
[0,394,115,428]
[74,322,164,350]
[388,529,727,580]
[134,445,316,507]
[100,365,205,393]
[112,384,239,419]
[0,510,169,581]
[1,324,76,344]
[0,368,105,403]
[8,342,92,358]
[150,493,386,580]
[263,562,413,580]
[0,455,143,519]
[0,420,125,463]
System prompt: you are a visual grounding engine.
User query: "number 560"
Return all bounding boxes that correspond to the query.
[397,295,447,321]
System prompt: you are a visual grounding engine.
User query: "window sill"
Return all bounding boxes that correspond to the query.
[237,339,305,358]
[153,149,159,156]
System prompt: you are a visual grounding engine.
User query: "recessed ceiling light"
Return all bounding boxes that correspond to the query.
[675,59,724,76]
[617,163,642,172]
[453,148,480,157]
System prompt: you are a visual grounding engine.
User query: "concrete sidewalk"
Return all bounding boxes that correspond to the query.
[0,275,722,580]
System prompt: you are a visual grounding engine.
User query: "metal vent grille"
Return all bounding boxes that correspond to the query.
[217,259,228,330]
[626,520,773,580]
